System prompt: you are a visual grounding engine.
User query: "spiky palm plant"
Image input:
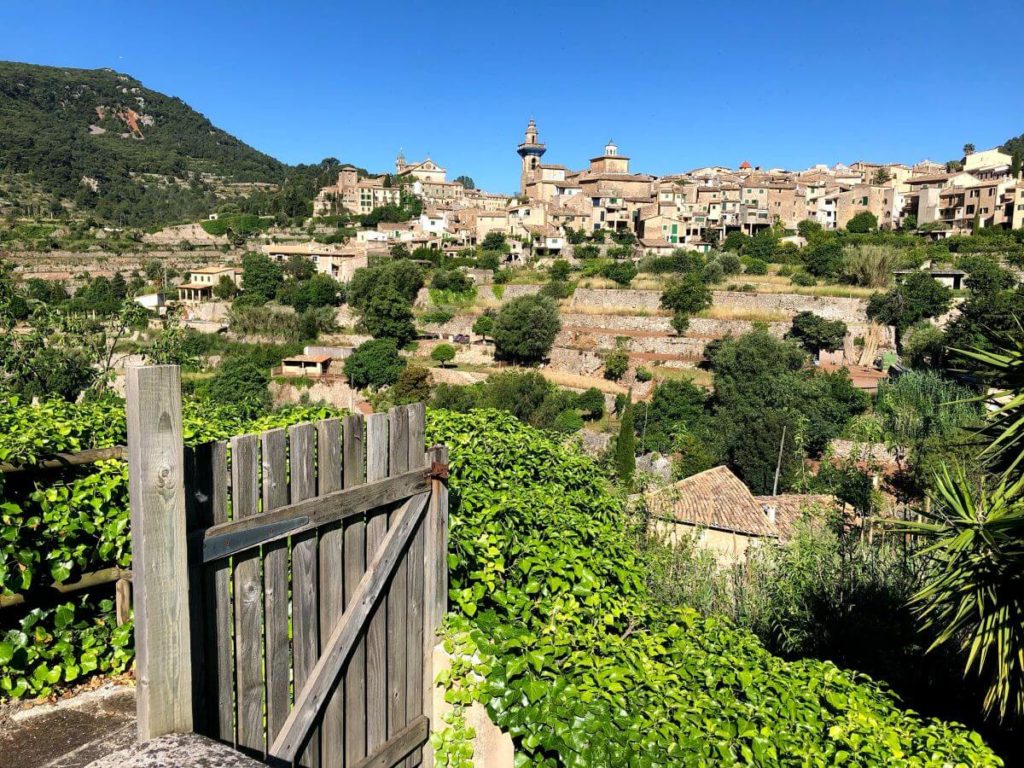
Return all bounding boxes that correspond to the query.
[893,326,1024,718]
[955,321,1024,474]
[895,468,1024,718]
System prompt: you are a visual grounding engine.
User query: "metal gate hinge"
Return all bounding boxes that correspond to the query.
[427,460,449,480]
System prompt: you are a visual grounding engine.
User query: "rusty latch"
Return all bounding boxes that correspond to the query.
[428,460,449,480]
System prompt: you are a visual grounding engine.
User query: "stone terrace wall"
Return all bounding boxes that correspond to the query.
[560,313,789,339]
[571,288,663,311]
[570,287,868,324]
[710,291,868,323]
[557,330,709,358]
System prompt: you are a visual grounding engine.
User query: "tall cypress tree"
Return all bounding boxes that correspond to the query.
[615,398,636,488]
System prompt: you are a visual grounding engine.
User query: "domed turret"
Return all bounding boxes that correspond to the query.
[517,118,547,195]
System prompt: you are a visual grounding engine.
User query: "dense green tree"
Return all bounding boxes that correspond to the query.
[389,364,431,405]
[241,252,283,303]
[481,370,552,422]
[454,175,475,190]
[213,275,237,300]
[492,294,561,364]
[361,286,416,346]
[481,232,508,252]
[472,312,494,342]
[746,229,778,262]
[614,399,636,487]
[660,273,712,335]
[576,387,605,419]
[603,348,629,380]
[431,343,456,367]
[206,357,270,417]
[602,260,638,286]
[797,219,824,241]
[707,328,866,492]
[549,260,572,281]
[718,253,742,275]
[347,259,424,309]
[744,258,768,275]
[723,231,750,253]
[802,239,844,277]
[867,272,953,334]
[431,268,472,293]
[634,379,710,455]
[846,211,878,233]
[787,311,848,355]
[283,253,315,281]
[344,338,406,389]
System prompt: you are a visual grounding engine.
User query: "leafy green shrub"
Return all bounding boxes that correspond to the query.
[0,395,337,698]
[575,387,605,419]
[744,258,768,275]
[419,307,455,325]
[551,409,584,433]
[601,261,638,286]
[492,295,561,364]
[200,214,270,237]
[634,366,653,383]
[602,348,629,381]
[344,338,406,389]
[426,411,998,766]
[792,271,817,286]
[431,343,457,367]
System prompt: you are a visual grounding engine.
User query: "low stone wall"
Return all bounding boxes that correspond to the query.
[269,378,363,411]
[560,313,788,339]
[570,287,869,324]
[500,284,543,300]
[711,291,868,323]
[570,287,662,311]
[548,346,604,376]
[556,329,708,358]
[143,222,227,246]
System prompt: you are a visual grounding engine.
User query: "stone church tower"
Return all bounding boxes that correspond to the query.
[516,119,546,196]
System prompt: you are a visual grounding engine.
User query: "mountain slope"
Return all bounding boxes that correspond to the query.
[0,61,286,225]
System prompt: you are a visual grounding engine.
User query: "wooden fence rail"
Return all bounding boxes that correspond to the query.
[0,445,133,622]
[127,365,448,768]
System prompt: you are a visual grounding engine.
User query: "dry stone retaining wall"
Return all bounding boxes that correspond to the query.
[570,287,869,324]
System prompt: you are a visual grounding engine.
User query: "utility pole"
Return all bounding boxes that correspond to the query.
[771,425,787,497]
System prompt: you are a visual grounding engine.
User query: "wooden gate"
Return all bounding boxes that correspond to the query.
[126,365,448,768]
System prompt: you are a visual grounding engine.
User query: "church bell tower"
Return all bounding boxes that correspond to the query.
[516,119,546,196]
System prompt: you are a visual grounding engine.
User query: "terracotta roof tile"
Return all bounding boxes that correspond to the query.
[645,466,776,537]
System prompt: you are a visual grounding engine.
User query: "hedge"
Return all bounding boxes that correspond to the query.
[426,409,1000,767]
[0,394,338,698]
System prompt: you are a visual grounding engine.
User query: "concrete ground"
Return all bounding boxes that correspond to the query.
[0,683,138,768]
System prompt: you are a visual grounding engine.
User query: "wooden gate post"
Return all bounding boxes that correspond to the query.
[127,365,194,740]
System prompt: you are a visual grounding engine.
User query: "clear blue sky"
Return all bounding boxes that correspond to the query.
[2,1,1022,193]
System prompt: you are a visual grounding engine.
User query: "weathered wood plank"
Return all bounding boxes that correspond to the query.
[290,423,320,768]
[202,468,431,562]
[262,429,291,748]
[203,441,233,745]
[421,445,448,768]
[351,716,429,768]
[364,414,389,759]
[230,433,263,757]
[126,365,193,741]
[404,405,426,768]
[387,407,410,757]
[318,419,345,768]
[343,414,368,768]
[268,493,430,765]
